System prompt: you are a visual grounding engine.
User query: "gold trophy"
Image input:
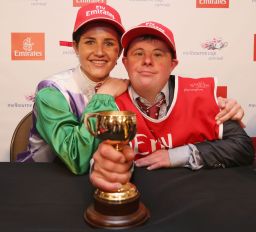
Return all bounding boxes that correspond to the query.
[84,111,149,229]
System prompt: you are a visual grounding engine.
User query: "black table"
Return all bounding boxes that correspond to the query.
[1,162,256,232]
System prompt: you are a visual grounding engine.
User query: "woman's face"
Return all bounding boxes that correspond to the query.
[73,23,121,82]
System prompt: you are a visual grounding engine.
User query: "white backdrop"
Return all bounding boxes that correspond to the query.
[1,0,256,161]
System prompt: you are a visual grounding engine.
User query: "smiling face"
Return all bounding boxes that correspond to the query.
[122,36,178,103]
[73,22,121,82]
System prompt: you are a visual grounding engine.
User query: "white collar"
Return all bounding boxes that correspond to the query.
[130,82,169,107]
[76,65,110,94]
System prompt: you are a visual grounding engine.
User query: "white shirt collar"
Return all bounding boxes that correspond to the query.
[78,66,104,88]
[130,82,169,107]
[76,65,108,99]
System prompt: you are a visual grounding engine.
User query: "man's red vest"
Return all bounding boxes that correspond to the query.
[115,76,223,158]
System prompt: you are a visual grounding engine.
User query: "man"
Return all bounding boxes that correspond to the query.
[90,21,254,192]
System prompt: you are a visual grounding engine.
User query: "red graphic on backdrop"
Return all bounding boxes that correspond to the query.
[11,33,45,60]
[196,0,229,8]
[59,41,73,47]
[254,34,256,62]
[73,0,106,7]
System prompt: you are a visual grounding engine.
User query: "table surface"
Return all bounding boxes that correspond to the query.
[1,162,256,232]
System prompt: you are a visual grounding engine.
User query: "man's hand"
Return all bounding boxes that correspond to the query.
[216,97,245,127]
[90,142,135,192]
[97,78,129,98]
[135,149,170,170]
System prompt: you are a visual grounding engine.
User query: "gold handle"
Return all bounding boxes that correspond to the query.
[84,113,98,137]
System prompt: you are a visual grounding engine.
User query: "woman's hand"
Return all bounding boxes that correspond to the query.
[97,78,129,98]
[216,97,245,127]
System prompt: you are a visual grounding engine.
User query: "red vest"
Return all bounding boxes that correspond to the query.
[115,76,222,158]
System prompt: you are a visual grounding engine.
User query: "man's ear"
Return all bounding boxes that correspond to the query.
[170,59,178,72]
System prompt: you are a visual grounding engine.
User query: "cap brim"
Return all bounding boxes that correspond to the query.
[74,17,125,35]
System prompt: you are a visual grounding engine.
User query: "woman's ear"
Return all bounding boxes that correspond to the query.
[72,41,79,56]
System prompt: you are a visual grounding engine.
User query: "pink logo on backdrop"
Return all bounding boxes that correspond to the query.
[201,38,228,50]
[25,94,35,102]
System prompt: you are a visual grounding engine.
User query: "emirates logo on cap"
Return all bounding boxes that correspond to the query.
[145,22,165,34]
[196,0,229,8]
[86,5,115,19]
[11,33,45,60]
[73,3,124,34]
[73,0,106,7]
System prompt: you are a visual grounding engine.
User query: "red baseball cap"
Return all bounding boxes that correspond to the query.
[73,3,125,36]
[121,21,177,58]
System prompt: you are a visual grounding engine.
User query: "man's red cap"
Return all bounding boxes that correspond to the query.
[121,21,177,58]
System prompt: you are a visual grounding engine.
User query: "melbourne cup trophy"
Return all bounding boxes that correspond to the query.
[84,111,149,229]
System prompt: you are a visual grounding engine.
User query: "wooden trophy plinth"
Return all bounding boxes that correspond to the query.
[84,183,150,230]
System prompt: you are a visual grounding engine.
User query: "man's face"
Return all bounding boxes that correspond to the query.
[73,23,120,82]
[122,38,178,101]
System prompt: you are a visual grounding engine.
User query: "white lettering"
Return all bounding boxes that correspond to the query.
[159,134,172,148]
[145,22,165,34]
[96,5,105,10]
[14,50,42,57]
[86,9,115,20]
[133,134,150,155]
[150,139,157,152]
[199,0,227,4]
[132,133,173,154]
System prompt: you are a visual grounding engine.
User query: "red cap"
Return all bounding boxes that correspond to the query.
[121,21,177,58]
[73,3,125,35]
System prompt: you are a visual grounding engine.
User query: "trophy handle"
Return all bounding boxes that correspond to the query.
[84,113,98,137]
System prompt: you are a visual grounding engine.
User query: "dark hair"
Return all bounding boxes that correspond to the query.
[124,34,176,58]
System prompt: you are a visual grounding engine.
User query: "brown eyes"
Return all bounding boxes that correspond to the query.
[132,51,164,57]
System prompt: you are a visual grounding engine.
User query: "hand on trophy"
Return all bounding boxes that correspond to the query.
[84,111,149,228]
[90,142,135,192]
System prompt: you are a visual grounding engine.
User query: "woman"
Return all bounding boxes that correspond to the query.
[16,3,128,174]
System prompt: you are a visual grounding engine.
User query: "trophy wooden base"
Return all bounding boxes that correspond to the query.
[84,191,150,230]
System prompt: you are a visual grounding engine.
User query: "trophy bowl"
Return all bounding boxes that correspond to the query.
[84,111,149,229]
[85,110,137,151]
